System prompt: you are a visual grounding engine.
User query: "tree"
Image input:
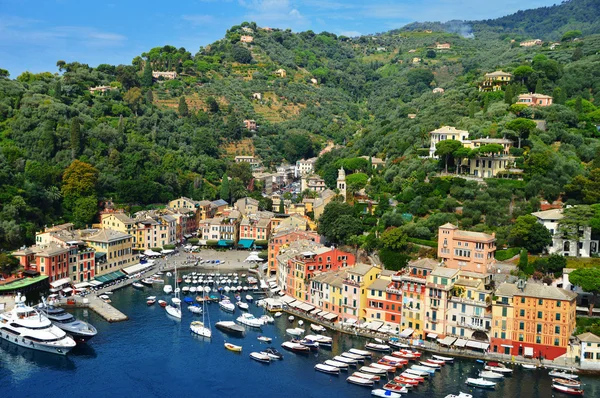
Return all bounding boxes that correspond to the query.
[558,205,595,257]
[546,254,567,276]
[569,268,600,316]
[232,45,252,64]
[73,196,98,226]
[380,227,408,251]
[206,96,219,113]
[70,118,82,159]
[518,248,530,274]
[145,89,154,104]
[406,69,434,86]
[435,140,463,173]
[513,65,534,86]
[142,59,153,87]
[534,79,543,94]
[61,160,98,200]
[506,118,536,148]
[319,202,356,243]
[561,30,582,42]
[123,87,143,115]
[426,49,436,58]
[283,130,315,163]
[453,147,472,175]
[0,253,19,277]
[278,198,285,214]
[508,215,552,254]
[327,215,363,244]
[379,248,410,271]
[572,47,583,61]
[220,173,230,202]
[178,96,189,117]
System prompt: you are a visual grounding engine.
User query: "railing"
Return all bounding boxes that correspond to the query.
[457,321,490,331]
[343,278,361,287]
[386,287,402,295]
[450,296,490,307]
[426,316,440,323]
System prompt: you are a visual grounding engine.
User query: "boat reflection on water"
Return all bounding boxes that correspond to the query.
[0,338,76,373]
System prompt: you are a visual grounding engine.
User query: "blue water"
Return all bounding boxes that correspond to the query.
[2,281,599,398]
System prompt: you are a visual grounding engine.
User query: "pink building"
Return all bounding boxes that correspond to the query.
[517,93,553,107]
[437,223,496,273]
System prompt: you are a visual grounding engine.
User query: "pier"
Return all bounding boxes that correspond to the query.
[58,295,128,323]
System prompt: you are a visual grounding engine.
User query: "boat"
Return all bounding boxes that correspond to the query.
[380,357,407,367]
[399,372,425,382]
[37,300,98,342]
[298,320,304,326]
[484,362,513,374]
[215,321,245,336]
[404,368,429,378]
[310,323,327,333]
[274,312,282,318]
[190,320,212,339]
[553,378,582,388]
[315,364,340,375]
[425,358,445,365]
[141,278,155,286]
[263,347,283,360]
[260,315,275,324]
[419,361,441,369]
[433,354,455,363]
[182,286,190,294]
[245,295,253,302]
[444,393,473,398]
[219,299,235,313]
[479,370,504,380]
[371,363,396,373]
[99,294,111,302]
[0,294,76,355]
[359,366,387,376]
[324,359,349,370]
[224,343,242,353]
[236,301,249,311]
[288,315,295,322]
[333,355,358,366]
[342,352,366,361]
[250,352,271,364]
[158,300,167,307]
[391,351,417,360]
[366,342,391,352]
[281,341,310,353]
[371,389,401,398]
[166,272,172,277]
[382,383,408,394]
[551,384,584,395]
[349,348,372,358]
[257,335,272,343]
[188,305,202,314]
[189,286,197,293]
[236,313,264,328]
[549,370,579,380]
[465,378,496,389]
[347,376,374,386]
[522,363,537,370]
[163,285,173,294]
[393,376,419,386]
[411,365,436,374]
[132,282,144,289]
[286,327,305,337]
[352,372,380,381]
[146,296,156,306]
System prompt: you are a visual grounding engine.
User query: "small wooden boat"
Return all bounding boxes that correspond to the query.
[479,370,504,380]
[465,377,496,389]
[411,364,436,374]
[382,383,408,394]
[274,311,282,318]
[349,348,372,358]
[342,352,366,361]
[224,343,242,353]
[393,376,419,385]
[444,393,472,398]
[484,363,513,374]
[371,389,400,398]
[551,384,584,395]
[288,315,295,322]
[553,378,582,388]
[521,363,537,370]
[146,296,156,306]
[382,355,408,365]
[334,355,358,366]
[370,363,396,373]
[399,372,424,382]
[257,335,272,343]
[249,352,271,363]
[549,370,579,380]
[132,282,144,289]
[325,359,349,370]
[391,351,417,360]
[359,366,387,376]
[352,372,380,381]
[158,299,167,307]
[347,376,374,386]
[425,358,445,365]
[311,323,327,333]
[404,368,429,378]
[366,342,391,352]
[433,354,454,363]
[315,363,340,375]
[419,361,441,369]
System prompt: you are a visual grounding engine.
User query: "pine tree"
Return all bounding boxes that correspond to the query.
[53,80,62,99]
[220,173,230,202]
[142,60,153,87]
[469,101,477,118]
[278,198,285,214]
[534,79,543,94]
[572,46,583,61]
[178,96,189,117]
[504,85,513,105]
[70,118,82,159]
[145,89,154,104]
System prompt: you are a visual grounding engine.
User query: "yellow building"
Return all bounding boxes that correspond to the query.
[479,71,512,92]
[83,229,136,276]
[341,264,381,323]
[101,213,136,236]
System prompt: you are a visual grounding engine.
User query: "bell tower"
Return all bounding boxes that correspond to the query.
[337,167,346,202]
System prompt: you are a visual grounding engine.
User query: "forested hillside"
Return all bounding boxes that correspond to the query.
[1,0,600,256]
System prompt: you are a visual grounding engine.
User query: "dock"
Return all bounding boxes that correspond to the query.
[58,296,128,323]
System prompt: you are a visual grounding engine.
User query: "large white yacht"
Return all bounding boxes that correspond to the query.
[37,300,97,342]
[0,294,76,355]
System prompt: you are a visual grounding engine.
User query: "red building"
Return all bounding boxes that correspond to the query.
[13,243,70,283]
[268,230,320,275]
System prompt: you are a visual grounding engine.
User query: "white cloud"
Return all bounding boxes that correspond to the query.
[240,0,308,30]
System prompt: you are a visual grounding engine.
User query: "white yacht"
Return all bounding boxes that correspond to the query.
[236,313,264,328]
[0,294,76,355]
[38,300,97,342]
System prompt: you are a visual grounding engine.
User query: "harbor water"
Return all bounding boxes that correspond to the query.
[1,280,599,398]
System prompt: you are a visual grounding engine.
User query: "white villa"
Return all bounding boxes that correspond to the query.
[532,208,599,257]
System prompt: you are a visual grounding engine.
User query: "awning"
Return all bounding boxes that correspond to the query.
[524,347,534,357]
[89,280,103,287]
[367,321,383,331]
[50,277,72,288]
[198,240,207,246]
[237,239,254,249]
[122,262,152,275]
[345,319,357,325]
[161,249,174,255]
[399,328,414,338]
[427,333,438,339]
[94,270,126,284]
[501,344,514,348]
[311,308,322,315]
[280,295,296,304]
[454,338,468,348]
[323,313,338,321]
[74,282,92,289]
[183,234,192,239]
[466,341,490,350]
[437,336,456,346]
[298,303,315,312]
[217,240,234,247]
[144,249,161,257]
[62,287,73,293]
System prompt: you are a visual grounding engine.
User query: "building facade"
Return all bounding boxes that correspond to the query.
[532,208,599,257]
[437,223,496,273]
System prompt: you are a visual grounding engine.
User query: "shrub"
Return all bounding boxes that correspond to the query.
[495,247,521,261]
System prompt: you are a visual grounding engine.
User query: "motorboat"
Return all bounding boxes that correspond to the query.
[315,364,340,375]
[521,363,537,369]
[324,359,349,370]
[257,335,272,343]
[418,360,441,369]
[465,378,496,389]
[371,363,396,373]
[484,364,513,375]
[281,341,310,353]
[342,352,366,361]
[166,272,172,277]
[146,296,156,306]
[553,378,582,388]
[551,384,584,395]
[347,376,374,386]
[37,300,97,342]
[141,278,155,286]
[399,372,425,382]
[250,352,271,364]
[274,312,282,318]
[215,321,245,336]
[359,366,387,376]
[288,315,295,322]
[411,365,435,374]
[433,354,455,363]
[188,305,202,314]
[549,370,579,380]
[132,282,144,289]
[333,355,358,366]
[158,300,167,307]
[245,295,253,302]
[349,348,372,358]
[296,338,319,350]
[371,389,400,398]
[190,321,212,338]
[444,393,473,398]
[236,313,264,328]
[479,370,504,380]
[382,383,408,394]
[263,347,283,360]
[286,327,305,337]
[310,323,327,333]
[366,342,391,352]
[0,294,76,355]
[189,286,197,293]
[404,368,429,378]
[311,334,332,347]
[260,315,275,324]
[298,320,304,326]
[353,372,380,382]
[236,301,249,311]
[219,300,235,313]
[224,343,242,353]
[163,285,173,294]
[425,358,445,365]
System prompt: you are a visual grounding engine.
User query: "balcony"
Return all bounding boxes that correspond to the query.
[457,321,490,331]
[426,316,440,323]
[450,296,490,308]
[386,286,402,295]
[343,278,361,287]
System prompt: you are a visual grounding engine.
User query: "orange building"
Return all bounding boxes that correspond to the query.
[437,223,496,273]
[491,282,577,360]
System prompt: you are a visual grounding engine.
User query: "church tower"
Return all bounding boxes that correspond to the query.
[337,167,346,202]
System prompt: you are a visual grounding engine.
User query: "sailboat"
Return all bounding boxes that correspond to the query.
[166,263,182,319]
[190,288,212,338]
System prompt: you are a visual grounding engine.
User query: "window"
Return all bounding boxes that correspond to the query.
[502,307,507,317]
[521,297,525,304]
[536,336,541,344]
[519,334,524,342]
[537,324,542,333]
[519,322,524,330]
[557,301,561,308]
[537,311,543,319]
[555,326,560,334]
[520,309,525,317]
[538,299,543,305]
[556,313,561,321]
[554,338,560,346]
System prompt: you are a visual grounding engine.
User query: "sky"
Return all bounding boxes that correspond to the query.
[0,0,560,77]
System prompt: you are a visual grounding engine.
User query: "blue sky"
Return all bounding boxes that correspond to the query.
[0,0,559,76]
